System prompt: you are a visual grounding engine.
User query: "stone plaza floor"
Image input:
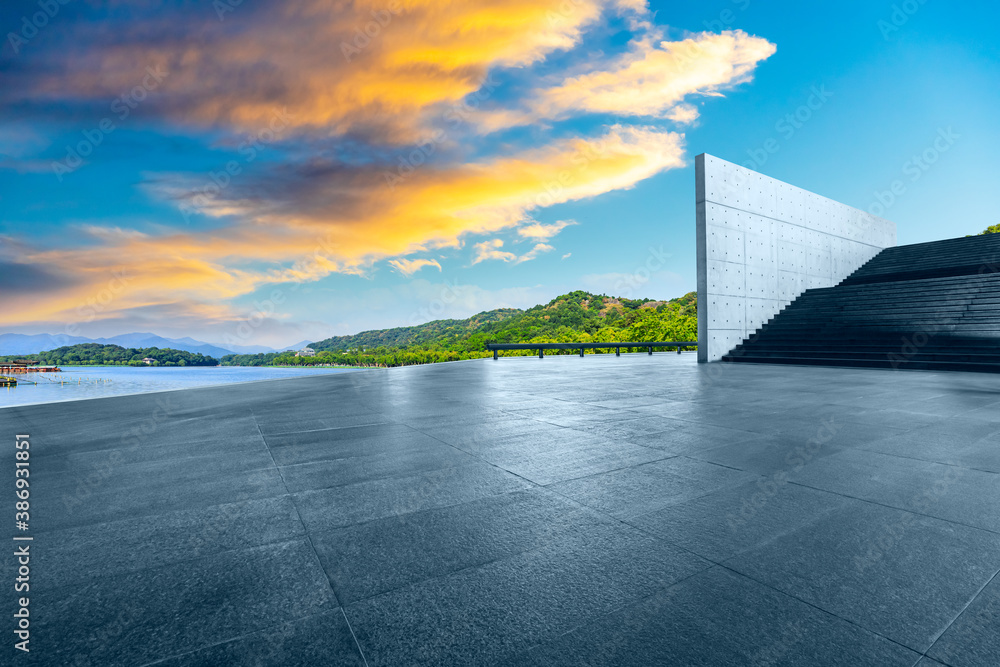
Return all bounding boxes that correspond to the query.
[3,353,999,665]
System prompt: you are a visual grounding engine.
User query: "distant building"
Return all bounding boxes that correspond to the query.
[142,357,156,365]
[296,347,316,357]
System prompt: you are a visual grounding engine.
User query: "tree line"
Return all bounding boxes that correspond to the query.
[1,344,219,367]
[221,291,698,368]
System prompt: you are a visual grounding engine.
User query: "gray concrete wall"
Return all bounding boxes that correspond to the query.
[696,154,896,362]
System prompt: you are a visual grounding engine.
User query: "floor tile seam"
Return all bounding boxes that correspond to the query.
[405,423,547,490]
[489,565,717,664]
[529,479,723,568]
[492,407,658,430]
[28,460,291,511]
[921,566,1000,660]
[259,420,398,437]
[262,420,411,440]
[260,424,377,667]
[133,606,359,667]
[301,486,547,540]
[280,459,480,496]
[32,534,317,598]
[713,562,929,656]
[29,533,324,605]
[618,478,852,542]
[607,482,768,525]
[595,413,777,435]
[525,452,683,488]
[26,430,273,461]
[784,481,1000,537]
[35,451,284,493]
[852,445,1000,475]
[335,514,623,608]
[673,454,752,474]
[251,408,366,665]
[533,454,693,490]
[29,479,296,536]
[340,607,371,667]
[274,439,469,468]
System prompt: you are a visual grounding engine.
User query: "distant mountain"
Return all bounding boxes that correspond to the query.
[0,333,92,355]
[276,339,314,352]
[95,334,236,360]
[0,332,300,357]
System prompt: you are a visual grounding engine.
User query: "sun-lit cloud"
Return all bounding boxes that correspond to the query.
[472,239,518,265]
[471,240,554,265]
[388,257,442,276]
[516,243,555,263]
[3,125,686,327]
[1,0,635,142]
[481,30,776,131]
[518,219,578,241]
[0,0,777,341]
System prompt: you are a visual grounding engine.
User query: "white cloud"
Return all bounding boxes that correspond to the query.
[517,219,578,241]
[473,239,555,265]
[472,239,518,265]
[481,30,776,131]
[515,243,555,263]
[388,258,443,276]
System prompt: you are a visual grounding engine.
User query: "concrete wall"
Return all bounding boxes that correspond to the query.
[696,154,896,362]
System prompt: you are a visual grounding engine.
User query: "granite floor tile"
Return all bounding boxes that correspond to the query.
[313,488,608,604]
[30,539,337,666]
[151,610,366,666]
[726,500,1000,651]
[511,566,919,666]
[788,447,1000,533]
[345,521,710,665]
[547,457,757,519]
[628,480,852,561]
[292,462,534,532]
[926,573,1000,667]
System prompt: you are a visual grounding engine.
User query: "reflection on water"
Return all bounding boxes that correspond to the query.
[0,365,361,408]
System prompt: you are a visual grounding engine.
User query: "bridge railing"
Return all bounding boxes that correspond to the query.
[485,342,698,360]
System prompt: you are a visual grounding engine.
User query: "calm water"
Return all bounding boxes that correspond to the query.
[0,365,362,409]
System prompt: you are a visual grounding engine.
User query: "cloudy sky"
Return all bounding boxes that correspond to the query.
[1,0,998,348]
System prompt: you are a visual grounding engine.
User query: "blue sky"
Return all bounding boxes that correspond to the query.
[1,0,998,348]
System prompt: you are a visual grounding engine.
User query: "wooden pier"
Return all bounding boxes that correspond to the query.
[0,360,61,374]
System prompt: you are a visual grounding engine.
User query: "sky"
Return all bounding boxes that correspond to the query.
[1,0,998,349]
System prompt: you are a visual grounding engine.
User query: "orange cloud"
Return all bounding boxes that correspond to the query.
[1,2,777,340]
[3,125,685,326]
[10,0,639,141]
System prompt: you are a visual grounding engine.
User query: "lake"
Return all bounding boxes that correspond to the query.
[0,365,363,409]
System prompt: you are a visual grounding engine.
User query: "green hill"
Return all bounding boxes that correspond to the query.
[221,290,697,368]
[1,343,219,367]
[310,308,522,352]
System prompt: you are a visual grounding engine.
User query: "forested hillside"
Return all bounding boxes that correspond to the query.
[1,344,219,367]
[221,291,697,368]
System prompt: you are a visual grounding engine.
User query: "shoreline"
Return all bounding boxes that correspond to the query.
[29,364,366,369]
[0,366,369,410]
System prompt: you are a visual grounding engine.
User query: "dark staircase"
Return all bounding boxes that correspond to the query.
[722,233,1000,372]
